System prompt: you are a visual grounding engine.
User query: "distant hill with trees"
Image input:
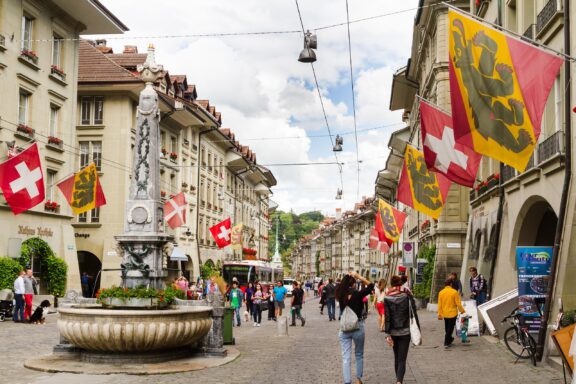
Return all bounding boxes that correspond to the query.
[267,210,324,272]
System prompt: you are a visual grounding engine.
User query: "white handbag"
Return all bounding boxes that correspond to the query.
[409,298,422,346]
[340,306,360,332]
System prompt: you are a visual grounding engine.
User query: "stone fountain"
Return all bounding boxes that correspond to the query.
[24,45,237,374]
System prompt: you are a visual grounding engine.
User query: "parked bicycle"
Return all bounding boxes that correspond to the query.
[501,307,537,366]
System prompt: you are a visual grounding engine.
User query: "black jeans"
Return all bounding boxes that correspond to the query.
[252,302,262,323]
[444,317,457,346]
[267,300,275,319]
[392,334,411,383]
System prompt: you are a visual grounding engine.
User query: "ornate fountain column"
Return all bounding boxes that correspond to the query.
[115,45,172,289]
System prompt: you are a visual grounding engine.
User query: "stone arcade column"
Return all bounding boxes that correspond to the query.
[115,45,172,289]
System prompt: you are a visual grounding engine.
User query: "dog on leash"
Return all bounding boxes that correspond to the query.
[29,300,51,324]
[243,310,250,322]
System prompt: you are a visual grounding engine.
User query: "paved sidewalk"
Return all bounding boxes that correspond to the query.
[0,296,564,384]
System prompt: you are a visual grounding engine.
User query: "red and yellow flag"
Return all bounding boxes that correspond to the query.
[448,9,562,172]
[375,199,406,246]
[57,163,106,214]
[396,145,451,220]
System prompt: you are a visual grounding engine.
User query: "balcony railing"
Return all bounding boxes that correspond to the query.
[501,165,516,183]
[522,24,535,41]
[537,130,563,164]
[536,0,560,35]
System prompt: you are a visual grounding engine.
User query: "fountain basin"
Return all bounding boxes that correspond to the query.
[58,305,213,353]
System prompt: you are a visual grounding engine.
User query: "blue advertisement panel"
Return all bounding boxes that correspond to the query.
[515,246,552,332]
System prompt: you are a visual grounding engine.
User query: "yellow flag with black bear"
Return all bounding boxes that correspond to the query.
[57,163,106,214]
[448,9,562,171]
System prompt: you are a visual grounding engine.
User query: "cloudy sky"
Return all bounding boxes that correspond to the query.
[95,0,419,214]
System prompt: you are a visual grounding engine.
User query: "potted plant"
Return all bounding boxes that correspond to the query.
[17,124,34,136]
[161,148,168,156]
[44,200,59,212]
[476,181,488,195]
[170,152,178,161]
[487,173,500,189]
[50,65,66,79]
[160,191,166,198]
[48,136,63,146]
[96,285,185,308]
[20,49,38,64]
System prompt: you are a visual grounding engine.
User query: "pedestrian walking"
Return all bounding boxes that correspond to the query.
[438,278,466,348]
[468,267,488,305]
[313,280,319,297]
[374,279,386,332]
[13,271,25,323]
[245,282,254,319]
[23,269,37,321]
[266,283,276,321]
[227,281,244,326]
[324,278,336,321]
[252,283,264,326]
[273,280,288,318]
[319,280,327,315]
[384,275,419,384]
[290,281,306,327]
[336,271,373,384]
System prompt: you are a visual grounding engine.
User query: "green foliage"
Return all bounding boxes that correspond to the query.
[413,245,436,299]
[315,251,321,275]
[44,255,67,297]
[200,262,220,280]
[561,310,576,327]
[96,285,185,305]
[268,210,324,271]
[0,257,23,290]
[20,238,67,297]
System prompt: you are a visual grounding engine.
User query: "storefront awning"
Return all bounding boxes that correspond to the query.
[170,247,188,262]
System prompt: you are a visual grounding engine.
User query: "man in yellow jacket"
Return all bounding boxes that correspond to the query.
[438,278,466,348]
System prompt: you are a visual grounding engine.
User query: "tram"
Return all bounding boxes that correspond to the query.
[222,260,283,292]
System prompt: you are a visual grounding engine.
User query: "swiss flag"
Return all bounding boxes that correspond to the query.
[420,100,481,188]
[0,143,45,215]
[368,228,390,253]
[209,217,232,248]
[164,192,187,229]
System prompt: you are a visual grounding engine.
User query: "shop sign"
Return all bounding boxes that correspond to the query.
[75,233,90,239]
[18,225,53,237]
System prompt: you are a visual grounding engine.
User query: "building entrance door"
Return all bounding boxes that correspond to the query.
[77,251,102,297]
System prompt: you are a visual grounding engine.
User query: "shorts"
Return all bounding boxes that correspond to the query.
[274,301,285,309]
[375,301,384,316]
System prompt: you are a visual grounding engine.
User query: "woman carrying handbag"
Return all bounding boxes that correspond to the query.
[336,271,374,384]
[384,275,420,384]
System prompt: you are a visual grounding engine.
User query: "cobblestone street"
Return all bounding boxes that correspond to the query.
[0,297,563,384]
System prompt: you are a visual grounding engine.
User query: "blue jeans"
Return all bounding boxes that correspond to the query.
[326,297,336,320]
[339,321,365,384]
[475,291,487,306]
[233,306,241,326]
[13,294,25,321]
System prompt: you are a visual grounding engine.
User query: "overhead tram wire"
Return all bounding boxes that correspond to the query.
[12,3,442,44]
[294,0,344,192]
[344,0,361,201]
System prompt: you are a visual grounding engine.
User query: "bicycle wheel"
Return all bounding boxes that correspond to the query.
[521,331,538,366]
[503,327,530,359]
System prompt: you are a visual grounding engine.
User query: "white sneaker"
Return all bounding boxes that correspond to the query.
[253,323,257,327]
[257,323,261,327]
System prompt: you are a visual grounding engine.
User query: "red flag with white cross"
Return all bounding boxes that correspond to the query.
[420,100,481,188]
[163,192,187,229]
[368,228,390,253]
[209,217,232,248]
[0,143,45,215]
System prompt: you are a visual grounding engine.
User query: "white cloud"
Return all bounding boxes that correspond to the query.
[95,0,418,214]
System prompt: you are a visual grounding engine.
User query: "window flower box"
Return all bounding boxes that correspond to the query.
[487,173,500,189]
[47,136,64,149]
[169,194,175,199]
[420,219,431,232]
[170,152,178,162]
[160,191,166,198]
[20,49,38,64]
[50,65,66,81]
[44,200,60,212]
[161,148,168,157]
[16,124,34,137]
[476,181,488,195]
[181,182,188,188]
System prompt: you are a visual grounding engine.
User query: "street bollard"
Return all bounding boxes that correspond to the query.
[277,315,289,336]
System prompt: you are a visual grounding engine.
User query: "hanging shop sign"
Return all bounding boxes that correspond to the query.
[18,225,53,237]
[403,242,414,268]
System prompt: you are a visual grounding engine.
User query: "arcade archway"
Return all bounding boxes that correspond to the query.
[77,251,102,297]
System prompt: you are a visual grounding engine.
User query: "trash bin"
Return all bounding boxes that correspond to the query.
[223,307,235,345]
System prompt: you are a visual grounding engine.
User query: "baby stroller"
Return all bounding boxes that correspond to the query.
[0,289,14,322]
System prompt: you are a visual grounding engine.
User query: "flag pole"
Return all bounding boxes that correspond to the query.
[441,2,576,62]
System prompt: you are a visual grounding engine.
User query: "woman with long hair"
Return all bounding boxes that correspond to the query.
[384,275,420,384]
[335,271,373,384]
[251,283,264,326]
[374,279,387,331]
[244,282,255,319]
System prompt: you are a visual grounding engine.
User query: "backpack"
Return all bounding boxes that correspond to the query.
[340,306,359,332]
